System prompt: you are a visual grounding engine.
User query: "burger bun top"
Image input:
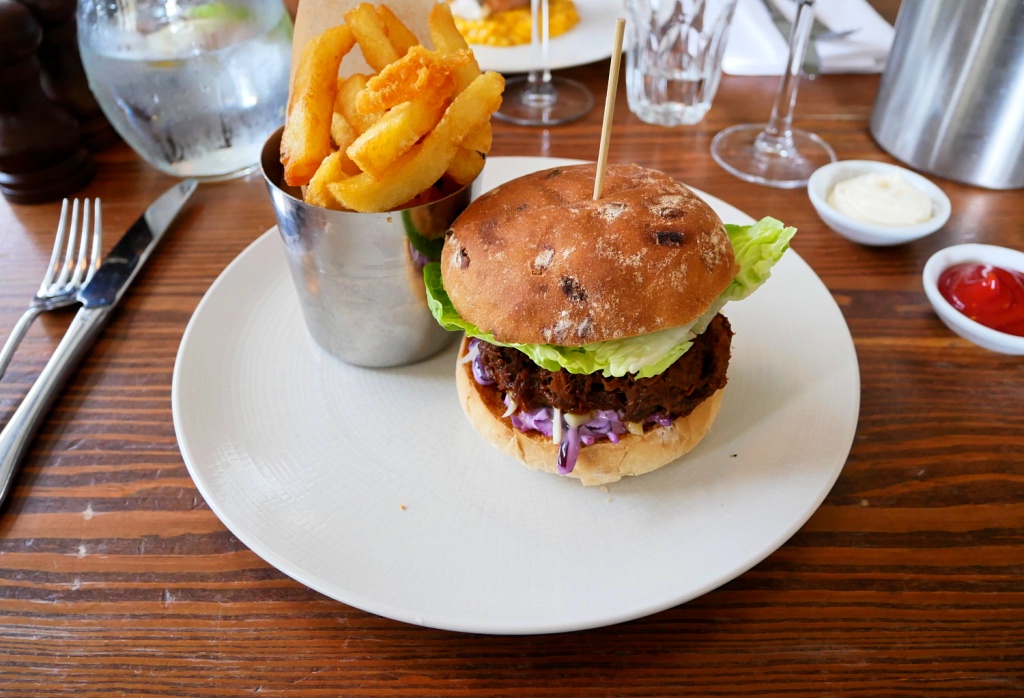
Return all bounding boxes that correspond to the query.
[441,163,738,346]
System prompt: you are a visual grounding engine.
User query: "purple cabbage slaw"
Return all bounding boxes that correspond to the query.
[464,339,671,475]
[408,241,433,273]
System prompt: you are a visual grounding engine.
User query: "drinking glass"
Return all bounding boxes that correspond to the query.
[494,0,594,126]
[625,0,739,127]
[77,0,293,181]
[710,0,835,188]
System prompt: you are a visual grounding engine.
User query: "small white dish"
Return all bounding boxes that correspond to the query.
[808,160,951,246]
[923,244,1024,355]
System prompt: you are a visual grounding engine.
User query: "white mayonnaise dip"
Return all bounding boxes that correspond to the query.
[827,172,933,227]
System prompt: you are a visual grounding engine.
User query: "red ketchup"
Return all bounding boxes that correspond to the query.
[938,263,1024,337]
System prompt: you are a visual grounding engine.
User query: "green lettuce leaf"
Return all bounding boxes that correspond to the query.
[402,210,445,260]
[424,216,796,378]
[722,216,796,303]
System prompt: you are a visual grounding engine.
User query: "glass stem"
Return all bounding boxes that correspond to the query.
[524,0,556,107]
[761,0,815,146]
[540,0,552,85]
[527,0,542,90]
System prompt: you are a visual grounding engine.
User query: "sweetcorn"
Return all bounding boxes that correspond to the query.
[453,0,580,47]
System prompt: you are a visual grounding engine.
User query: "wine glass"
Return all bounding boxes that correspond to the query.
[494,0,594,126]
[710,0,836,188]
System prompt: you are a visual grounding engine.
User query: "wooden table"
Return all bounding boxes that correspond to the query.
[3,5,1024,694]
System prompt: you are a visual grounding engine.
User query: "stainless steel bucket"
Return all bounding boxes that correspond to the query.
[260,127,470,368]
[870,0,1024,190]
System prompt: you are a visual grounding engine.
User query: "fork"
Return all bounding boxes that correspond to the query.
[0,198,102,380]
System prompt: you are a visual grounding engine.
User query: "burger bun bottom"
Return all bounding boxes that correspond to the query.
[455,337,723,486]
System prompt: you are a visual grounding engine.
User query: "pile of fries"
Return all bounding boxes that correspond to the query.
[280,2,504,213]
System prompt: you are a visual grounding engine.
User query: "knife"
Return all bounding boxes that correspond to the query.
[0,179,198,508]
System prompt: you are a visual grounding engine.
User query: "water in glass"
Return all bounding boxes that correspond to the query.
[626,0,738,127]
[78,0,292,180]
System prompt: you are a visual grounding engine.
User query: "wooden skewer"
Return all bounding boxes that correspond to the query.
[593,18,627,201]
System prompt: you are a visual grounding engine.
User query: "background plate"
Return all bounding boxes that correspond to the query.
[173,156,860,635]
[472,0,623,73]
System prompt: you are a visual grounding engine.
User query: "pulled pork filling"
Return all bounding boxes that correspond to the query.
[475,314,733,424]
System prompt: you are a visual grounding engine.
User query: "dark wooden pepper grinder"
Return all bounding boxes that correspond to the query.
[0,0,93,204]
[21,0,119,151]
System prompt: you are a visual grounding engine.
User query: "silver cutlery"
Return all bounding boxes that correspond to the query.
[0,198,102,380]
[0,179,198,508]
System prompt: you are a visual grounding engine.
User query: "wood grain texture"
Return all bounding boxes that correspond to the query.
[2,1,1024,694]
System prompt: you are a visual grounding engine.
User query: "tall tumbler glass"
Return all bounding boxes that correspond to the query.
[625,0,739,127]
[78,0,293,180]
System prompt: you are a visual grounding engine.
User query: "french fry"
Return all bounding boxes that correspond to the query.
[335,74,383,135]
[282,4,503,212]
[281,24,356,187]
[427,3,490,184]
[376,4,419,56]
[339,143,365,177]
[461,123,492,154]
[346,92,451,180]
[331,111,357,151]
[329,116,366,177]
[345,2,400,73]
[339,155,364,177]
[445,148,485,186]
[428,2,482,93]
[355,45,470,114]
[405,176,461,207]
[329,71,505,213]
[454,128,488,179]
[306,150,350,210]
[330,85,370,177]
[428,2,470,55]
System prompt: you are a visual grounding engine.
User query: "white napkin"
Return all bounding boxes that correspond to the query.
[722,0,895,76]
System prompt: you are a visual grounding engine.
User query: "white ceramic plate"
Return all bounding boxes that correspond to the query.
[173,156,860,635]
[471,0,624,74]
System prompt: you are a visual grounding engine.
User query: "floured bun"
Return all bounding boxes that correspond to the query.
[441,163,738,346]
[455,337,723,487]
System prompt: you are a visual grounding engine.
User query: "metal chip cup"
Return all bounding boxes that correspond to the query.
[261,127,473,368]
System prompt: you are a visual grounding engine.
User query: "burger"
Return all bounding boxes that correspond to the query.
[424,163,795,486]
